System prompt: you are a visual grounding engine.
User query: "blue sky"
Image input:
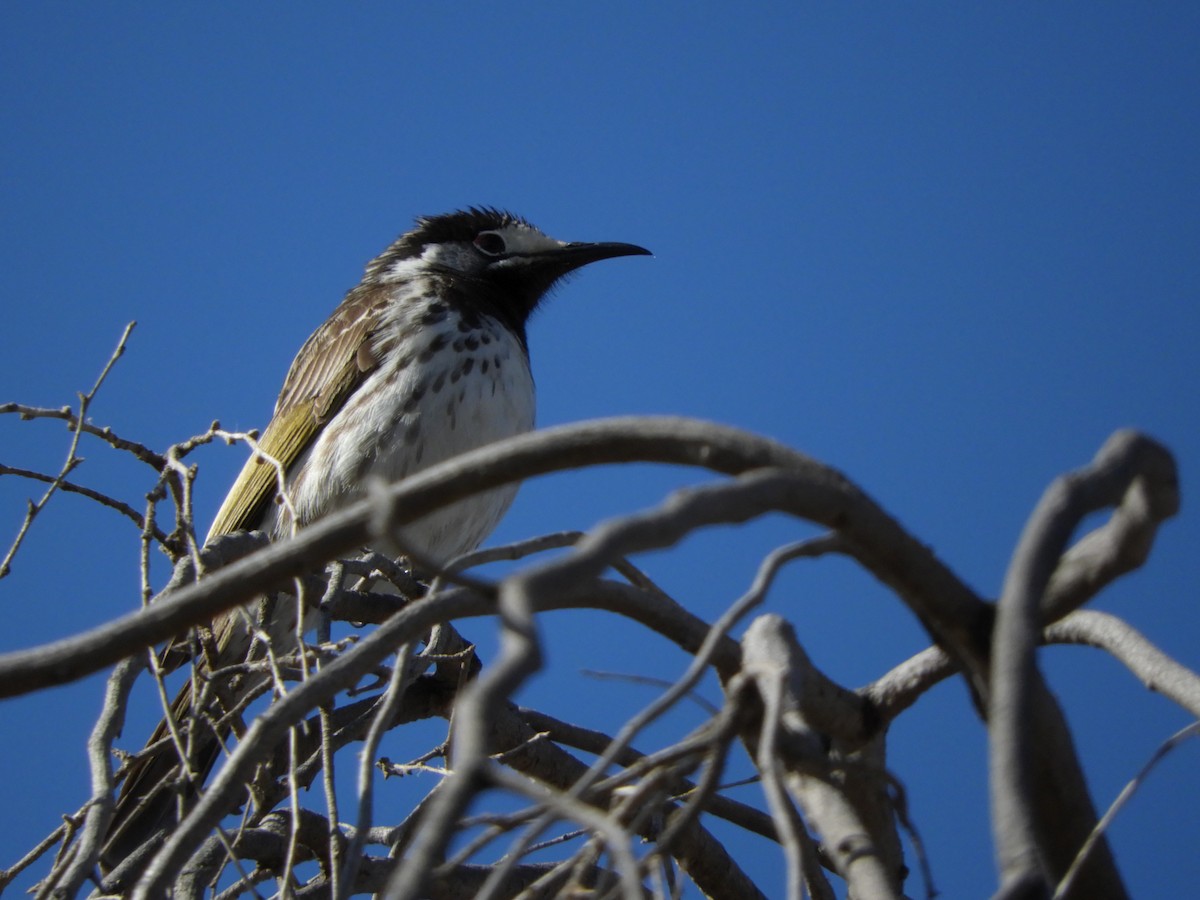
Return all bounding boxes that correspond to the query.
[2,5,1198,897]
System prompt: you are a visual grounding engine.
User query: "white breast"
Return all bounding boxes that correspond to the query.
[277,301,536,564]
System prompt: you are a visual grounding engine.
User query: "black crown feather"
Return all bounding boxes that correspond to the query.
[363,207,533,281]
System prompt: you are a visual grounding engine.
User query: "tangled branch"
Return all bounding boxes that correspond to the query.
[0,341,1192,900]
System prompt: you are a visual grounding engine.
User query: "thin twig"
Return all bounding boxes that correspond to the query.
[337,643,414,899]
[46,656,146,897]
[1052,722,1200,900]
[0,464,172,545]
[0,402,166,470]
[0,321,136,577]
[0,821,71,892]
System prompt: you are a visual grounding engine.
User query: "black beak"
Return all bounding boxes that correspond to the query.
[493,239,651,312]
[543,241,652,275]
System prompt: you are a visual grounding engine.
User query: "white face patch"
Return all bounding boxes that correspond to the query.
[414,242,479,275]
[382,223,567,282]
[488,223,566,256]
[383,255,427,282]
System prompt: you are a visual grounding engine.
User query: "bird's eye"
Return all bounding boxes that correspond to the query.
[474,232,507,256]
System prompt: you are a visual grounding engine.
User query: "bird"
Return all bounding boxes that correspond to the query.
[101,207,650,873]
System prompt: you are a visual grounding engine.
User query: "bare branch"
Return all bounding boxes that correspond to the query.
[337,643,414,898]
[0,403,166,472]
[0,464,172,544]
[0,322,136,577]
[518,707,779,842]
[4,391,1191,900]
[1045,610,1200,719]
[1042,440,1182,621]
[1052,722,1200,900]
[741,614,903,900]
[990,430,1177,898]
[39,657,146,898]
[0,820,74,894]
[862,645,956,725]
[0,416,989,700]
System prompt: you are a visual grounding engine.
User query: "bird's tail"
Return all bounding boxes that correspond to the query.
[100,676,228,876]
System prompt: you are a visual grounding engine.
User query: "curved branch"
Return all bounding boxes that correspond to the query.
[741,614,903,899]
[127,574,757,899]
[381,452,989,898]
[1041,442,1182,621]
[862,645,956,726]
[1045,610,1200,719]
[0,416,989,701]
[990,430,1177,898]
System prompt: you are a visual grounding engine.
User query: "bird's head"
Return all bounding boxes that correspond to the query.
[365,207,650,325]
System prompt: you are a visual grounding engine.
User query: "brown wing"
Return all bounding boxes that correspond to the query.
[105,287,397,871]
[206,285,391,539]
